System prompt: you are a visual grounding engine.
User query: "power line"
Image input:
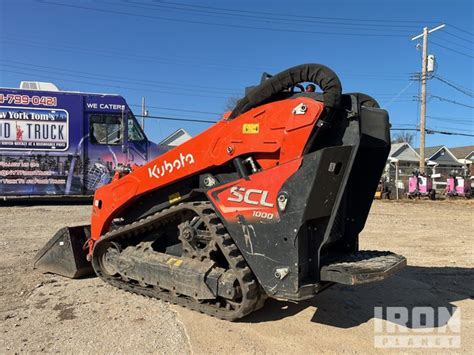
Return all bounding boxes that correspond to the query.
[429,95,474,109]
[138,116,473,136]
[339,73,408,80]
[134,115,473,137]
[0,37,268,73]
[381,81,415,107]
[129,104,221,116]
[145,0,433,25]
[432,75,474,98]
[0,59,240,94]
[38,0,409,38]
[117,0,420,31]
[390,127,474,137]
[429,123,474,131]
[0,68,230,99]
[135,114,216,124]
[0,65,415,108]
[0,36,411,81]
[431,41,474,58]
[447,23,474,37]
[427,119,473,126]
[425,129,474,137]
[434,35,473,51]
[442,30,474,44]
[427,115,473,122]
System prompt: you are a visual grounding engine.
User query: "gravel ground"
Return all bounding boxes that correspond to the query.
[0,200,472,354]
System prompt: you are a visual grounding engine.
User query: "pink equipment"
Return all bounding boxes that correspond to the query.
[408,171,436,200]
[446,175,471,198]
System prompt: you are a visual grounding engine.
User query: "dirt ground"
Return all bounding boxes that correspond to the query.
[0,200,472,354]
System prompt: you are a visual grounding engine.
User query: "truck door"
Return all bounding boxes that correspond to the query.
[84,111,127,194]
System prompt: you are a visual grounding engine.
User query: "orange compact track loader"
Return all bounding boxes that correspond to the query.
[34,64,406,320]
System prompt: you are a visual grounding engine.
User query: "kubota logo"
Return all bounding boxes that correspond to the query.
[227,186,274,207]
[148,153,195,179]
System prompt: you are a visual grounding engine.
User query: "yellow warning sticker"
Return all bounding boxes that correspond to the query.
[168,192,181,204]
[166,257,183,267]
[242,123,259,134]
[174,259,183,267]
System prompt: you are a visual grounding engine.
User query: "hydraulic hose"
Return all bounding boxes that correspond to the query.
[229,63,342,119]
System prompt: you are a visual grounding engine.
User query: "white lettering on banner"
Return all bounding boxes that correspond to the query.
[148,153,195,179]
[86,102,125,111]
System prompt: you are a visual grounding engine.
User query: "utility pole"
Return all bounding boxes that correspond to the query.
[141,96,146,130]
[411,24,445,173]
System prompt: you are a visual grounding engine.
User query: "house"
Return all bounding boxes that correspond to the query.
[388,142,420,166]
[386,143,469,194]
[449,145,474,176]
[385,142,421,193]
[415,145,464,177]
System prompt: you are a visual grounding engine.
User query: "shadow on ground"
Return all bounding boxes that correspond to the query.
[244,265,473,328]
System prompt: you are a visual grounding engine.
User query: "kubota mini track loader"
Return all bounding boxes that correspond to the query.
[34,64,406,320]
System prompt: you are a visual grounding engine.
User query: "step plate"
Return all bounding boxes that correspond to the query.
[320,250,406,285]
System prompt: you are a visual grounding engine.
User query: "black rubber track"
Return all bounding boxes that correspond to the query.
[92,202,266,321]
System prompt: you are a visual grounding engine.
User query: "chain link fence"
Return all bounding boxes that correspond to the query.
[383,162,472,199]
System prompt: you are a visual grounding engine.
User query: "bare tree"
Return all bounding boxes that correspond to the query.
[392,131,415,145]
[224,96,240,111]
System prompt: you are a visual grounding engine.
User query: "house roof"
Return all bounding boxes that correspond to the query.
[415,145,463,166]
[389,142,420,162]
[415,145,444,158]
[389,143,405,156]
[449,146,474,160]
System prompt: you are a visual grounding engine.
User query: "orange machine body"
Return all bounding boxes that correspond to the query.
[89,97,324,254]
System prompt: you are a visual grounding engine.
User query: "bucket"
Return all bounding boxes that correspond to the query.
[33,225,94,278]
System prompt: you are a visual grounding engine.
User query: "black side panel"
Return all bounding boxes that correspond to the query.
[347,107,390,236]
[360,107,390,147]
[213,146,353,298]
[325,106,390,252]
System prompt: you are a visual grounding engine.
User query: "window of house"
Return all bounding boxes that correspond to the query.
[90,114,122,145]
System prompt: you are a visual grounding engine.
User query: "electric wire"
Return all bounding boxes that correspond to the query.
[430,41,474,59]
[37,0,411,38]
[428,95,474,109]
[432,75,474,98]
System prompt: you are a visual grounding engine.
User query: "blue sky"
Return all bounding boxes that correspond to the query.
[1,0,473,147]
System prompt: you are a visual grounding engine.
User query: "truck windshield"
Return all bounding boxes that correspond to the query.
[90,114,122,145]
[128,113,146,141]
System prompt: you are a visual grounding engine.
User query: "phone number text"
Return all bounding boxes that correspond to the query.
[0,94,58,107]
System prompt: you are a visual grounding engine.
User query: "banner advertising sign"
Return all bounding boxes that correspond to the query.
[0,106,69,150]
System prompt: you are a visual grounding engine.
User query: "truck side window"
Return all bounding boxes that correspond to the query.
[128,113,146,141]
[90,114,122,145]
